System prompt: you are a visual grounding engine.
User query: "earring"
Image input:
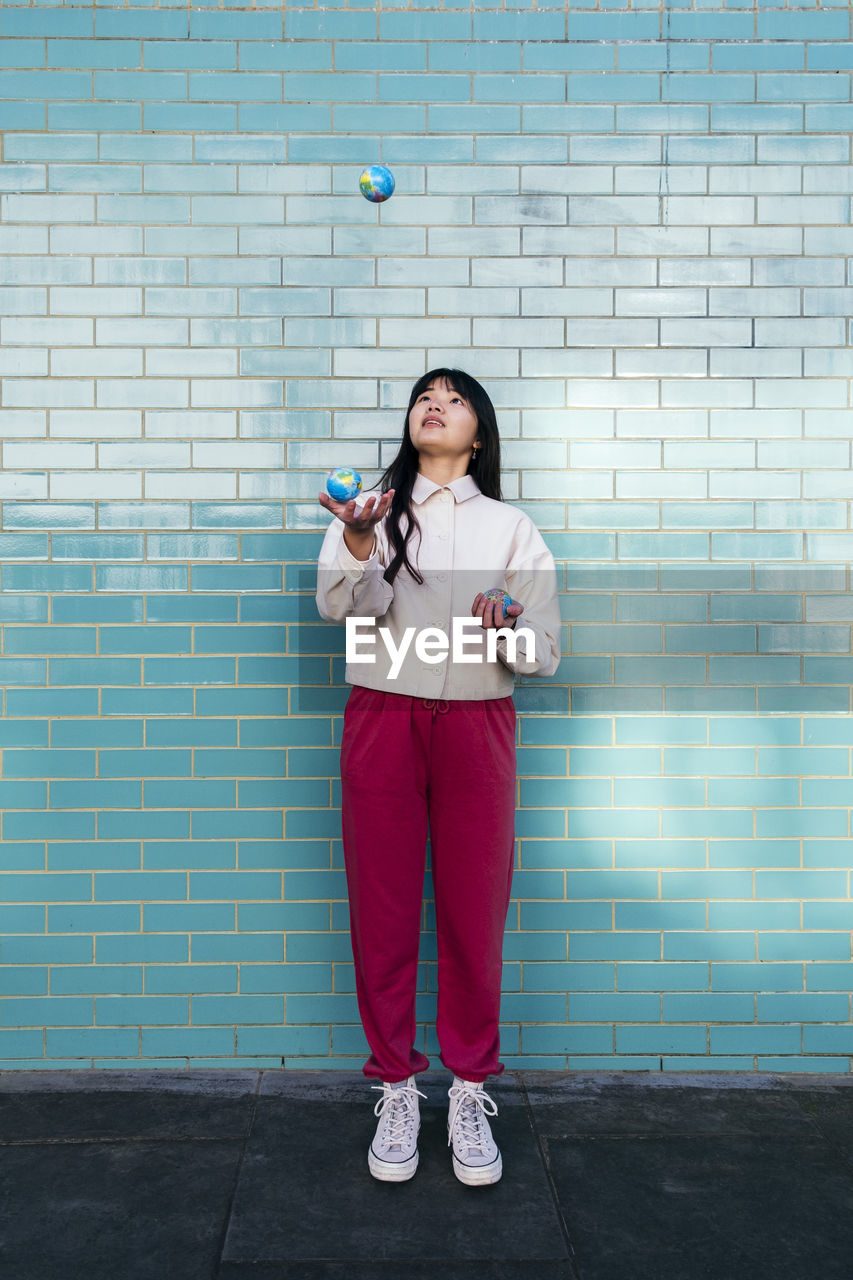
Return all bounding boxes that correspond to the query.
[471,443,480,461]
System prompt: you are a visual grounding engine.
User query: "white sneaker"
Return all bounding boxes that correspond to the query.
[447,1076,502,1186]
[368,1076,426,1182]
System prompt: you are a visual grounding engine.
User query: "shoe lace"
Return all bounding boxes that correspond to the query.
[447,1081,498,1154]
[372,1080,427,1149]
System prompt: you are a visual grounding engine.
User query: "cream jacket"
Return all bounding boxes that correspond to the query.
[315,472,562,700]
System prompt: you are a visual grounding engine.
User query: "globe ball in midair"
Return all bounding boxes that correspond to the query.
[359,164,395,203]
[326,467,363,502]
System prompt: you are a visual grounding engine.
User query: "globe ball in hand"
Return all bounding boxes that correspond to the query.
[482,588,513,617]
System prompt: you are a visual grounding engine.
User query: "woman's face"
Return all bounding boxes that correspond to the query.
[407,378,479,462]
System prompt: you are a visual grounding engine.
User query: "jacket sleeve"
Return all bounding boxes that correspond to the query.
[315,510,395,623]
[493,519,562,678]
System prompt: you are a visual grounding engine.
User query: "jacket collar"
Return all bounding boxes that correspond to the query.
[412,472,481,505]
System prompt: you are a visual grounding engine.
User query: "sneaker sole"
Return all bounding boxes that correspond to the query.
[451,1151,502,1186]
[368,1147,419,1183]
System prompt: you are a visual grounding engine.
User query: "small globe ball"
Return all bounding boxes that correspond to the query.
[482,588,513,617]
[359,164,395,203]
[326,467,363,502]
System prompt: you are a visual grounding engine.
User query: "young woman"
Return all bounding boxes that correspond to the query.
[316,369,561,1186]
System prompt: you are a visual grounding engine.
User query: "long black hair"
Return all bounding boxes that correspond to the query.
[377,368,502,586]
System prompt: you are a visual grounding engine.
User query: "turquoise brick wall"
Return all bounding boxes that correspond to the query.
[1,0,853,1072]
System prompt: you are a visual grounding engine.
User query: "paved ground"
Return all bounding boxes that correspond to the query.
[1,1069,853,1279]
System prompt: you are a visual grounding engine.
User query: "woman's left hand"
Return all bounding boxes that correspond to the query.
[471,593,524,630]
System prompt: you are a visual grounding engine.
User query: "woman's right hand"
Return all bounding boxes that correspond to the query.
[318,487,394,532]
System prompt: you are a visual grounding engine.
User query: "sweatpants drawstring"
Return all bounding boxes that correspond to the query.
[421,698,450,717]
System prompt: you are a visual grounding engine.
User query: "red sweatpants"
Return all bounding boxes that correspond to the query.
[340,685,517,1084]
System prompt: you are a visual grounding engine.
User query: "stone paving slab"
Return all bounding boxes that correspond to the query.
[520,1071,822,1138]
[0,1137,243,1280]
[222,1071,568,1269]
[217,1263,575,1279]
[547,1134,853,1280]
[0,1082,255,1144]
